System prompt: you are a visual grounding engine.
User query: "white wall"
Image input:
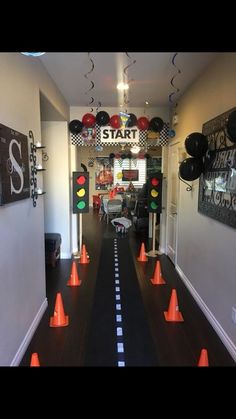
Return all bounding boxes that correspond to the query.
[172,53,236,359]
[41,122,71,258]
[0,53,69,365]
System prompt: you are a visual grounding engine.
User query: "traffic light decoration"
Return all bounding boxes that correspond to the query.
[73,171,89,213]
[147,173,163,213]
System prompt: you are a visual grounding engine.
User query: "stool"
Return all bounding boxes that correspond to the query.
[45,233,62,267]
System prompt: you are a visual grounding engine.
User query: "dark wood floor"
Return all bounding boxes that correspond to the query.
[20,209,235,366]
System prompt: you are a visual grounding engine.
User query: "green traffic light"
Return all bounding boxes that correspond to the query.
[77,201,86,209]
[151,202,158,210]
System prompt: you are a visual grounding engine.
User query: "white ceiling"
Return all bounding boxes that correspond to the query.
[39,52,219,108]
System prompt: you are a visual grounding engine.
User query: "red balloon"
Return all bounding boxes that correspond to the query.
[137,116,149,130]
[110,114,121,129]
[82,113,96,128]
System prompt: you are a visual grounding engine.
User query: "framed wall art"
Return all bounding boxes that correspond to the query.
[198,107,236,229]
[0,123,30,205]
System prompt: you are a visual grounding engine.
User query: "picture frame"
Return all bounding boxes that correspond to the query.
[198,107,236,229]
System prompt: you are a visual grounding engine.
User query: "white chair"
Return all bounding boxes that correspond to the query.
[106,199,123,224]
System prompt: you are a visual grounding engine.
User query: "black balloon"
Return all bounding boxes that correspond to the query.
[226,110,236,143]
[179,157,203,181]
[149,117,164,132]
[185,132,208,158]
[69,119,83,134]
[121,154,127,160]
[96,111,110,126]
[109,153,115,159]
[127,113,137,127]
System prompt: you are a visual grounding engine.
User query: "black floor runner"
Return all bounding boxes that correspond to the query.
[85,238,158,366]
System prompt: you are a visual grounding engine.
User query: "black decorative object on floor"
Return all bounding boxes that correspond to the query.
[84,238,158,366]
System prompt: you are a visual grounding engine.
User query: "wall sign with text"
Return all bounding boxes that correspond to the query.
[198,107,236,229]
[0,123,30,205]
[100,126,140,144]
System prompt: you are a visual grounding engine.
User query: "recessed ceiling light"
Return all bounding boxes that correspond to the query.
[145,101,149,105]
[117,82,129,91]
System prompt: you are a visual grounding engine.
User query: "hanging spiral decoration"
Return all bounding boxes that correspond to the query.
[122,52,137,109]
[84,52,95,112]
[96,101,102,114]
[168,52,181,106]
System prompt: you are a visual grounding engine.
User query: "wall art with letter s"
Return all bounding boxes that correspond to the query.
[0,123,30,205]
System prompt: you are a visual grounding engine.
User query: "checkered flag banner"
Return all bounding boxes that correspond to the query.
[159,122,169,146]
[70,122,169,147]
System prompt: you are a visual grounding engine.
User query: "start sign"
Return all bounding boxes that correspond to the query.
[100,126,140,143]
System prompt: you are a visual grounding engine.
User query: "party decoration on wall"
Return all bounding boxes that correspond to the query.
[69,119,83,134]
[70,120,169,147]
[110,115,121,129]
[168,52,181,105]
[95,157,113,190]
[82,127,96,144]
[149,117,164,133]
[185,132,208,158]
[95,145,103,152]
[137,116,149,130]
[179,157,203,181]
[96,110,110,126]
[127,113,137,127]
[84,52,95,112]
[82,113,96,128]
[147,130,160,140]
[119,111,130,128]
[169,129,176,138]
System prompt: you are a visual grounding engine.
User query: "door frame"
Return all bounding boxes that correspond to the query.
[166,139,181,265]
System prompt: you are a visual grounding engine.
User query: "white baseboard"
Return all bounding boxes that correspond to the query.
[10,298,48,366]
[61,252,72,259]
[176,265,236,362]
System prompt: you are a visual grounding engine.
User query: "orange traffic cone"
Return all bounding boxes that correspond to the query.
[50,293,69,327]
[198,349,209,366]
[137,242,148,262]
[150,261,166,285]
[30,352,40,367]
[79,244,90,264]
[164,289,184,322]
[67,261,81,286]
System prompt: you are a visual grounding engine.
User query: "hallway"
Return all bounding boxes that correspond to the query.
[20,210,235,366]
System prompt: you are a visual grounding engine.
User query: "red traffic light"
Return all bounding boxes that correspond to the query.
[76,175,86,185]
[151,178,159,186]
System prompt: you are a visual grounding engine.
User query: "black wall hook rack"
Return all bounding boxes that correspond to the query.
[29,130,46,207]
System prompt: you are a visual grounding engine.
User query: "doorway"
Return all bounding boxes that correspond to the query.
[39,92,71,262]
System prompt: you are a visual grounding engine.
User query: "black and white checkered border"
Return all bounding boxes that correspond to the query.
[71,123,169,147]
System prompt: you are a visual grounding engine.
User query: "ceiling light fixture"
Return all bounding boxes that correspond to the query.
[21,52,45,57]
[117,82,129,91]
[130,145,141,154]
